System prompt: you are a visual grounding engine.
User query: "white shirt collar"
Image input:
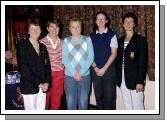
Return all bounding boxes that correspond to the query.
[96,28,108,34]
[47,35,60,49]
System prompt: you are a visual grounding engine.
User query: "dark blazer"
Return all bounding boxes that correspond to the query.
[17,39,51,94]
[116,33,148,90]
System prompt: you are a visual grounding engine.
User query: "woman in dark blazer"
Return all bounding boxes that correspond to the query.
[16,18,51,110]
[116,12,148,110]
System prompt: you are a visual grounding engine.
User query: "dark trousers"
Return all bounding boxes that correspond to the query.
[91,67,116,110]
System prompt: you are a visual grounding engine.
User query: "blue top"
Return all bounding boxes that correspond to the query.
[90,28,117,69]
[62,35,94,77]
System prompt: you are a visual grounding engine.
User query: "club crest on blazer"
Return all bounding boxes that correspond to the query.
[130,51,135,59]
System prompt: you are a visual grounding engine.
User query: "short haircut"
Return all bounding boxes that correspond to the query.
[47,19,61,28]
[69,18,82,28]
[27,18,41,30]
[122,12,138,27]
[93,11,111,31]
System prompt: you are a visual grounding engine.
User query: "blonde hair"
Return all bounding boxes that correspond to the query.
[69,18,82,28]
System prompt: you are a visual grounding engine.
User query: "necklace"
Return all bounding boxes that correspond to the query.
[32,42,39,49]
[34,45,40,55]
[29,39,40,55]
[30,38,39,47]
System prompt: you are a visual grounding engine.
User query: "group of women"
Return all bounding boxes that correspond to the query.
[16,11,148,110]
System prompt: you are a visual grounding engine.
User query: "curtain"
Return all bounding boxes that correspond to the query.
[14,21,27,37]
[6,18,15,51]
[53,5,155,81]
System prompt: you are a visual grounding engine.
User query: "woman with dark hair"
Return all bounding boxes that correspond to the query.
[39,19,64,110]
[116,12,148,110]
[17,18,51,110]
[90,11,118,110]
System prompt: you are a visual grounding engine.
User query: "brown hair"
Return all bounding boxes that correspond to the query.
[47,19,61,28]
[122,12,138,28]
[27,18,41,30]
[93,11,110,31]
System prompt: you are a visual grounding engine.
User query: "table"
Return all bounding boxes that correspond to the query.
[5,71,24,110]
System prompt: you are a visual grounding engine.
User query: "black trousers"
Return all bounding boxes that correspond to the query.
[91,67,116,110]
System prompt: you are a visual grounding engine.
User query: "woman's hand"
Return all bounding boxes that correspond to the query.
[95,67,106,76]
[74,72,83,81]
[43,83,49,92]
[136,84,144,93]
[38,83,49,92]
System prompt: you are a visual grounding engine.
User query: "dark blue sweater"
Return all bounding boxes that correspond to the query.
[90,28,115,69]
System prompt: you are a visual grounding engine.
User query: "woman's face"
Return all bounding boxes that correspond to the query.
[28,24,41,39]
[47,23,59,37]
[69,21,81,36]
[123,17,135,31]
[96,13,108,28]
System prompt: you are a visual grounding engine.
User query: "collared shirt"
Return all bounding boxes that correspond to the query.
[40,35,64,71]
[96,28,118,48]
